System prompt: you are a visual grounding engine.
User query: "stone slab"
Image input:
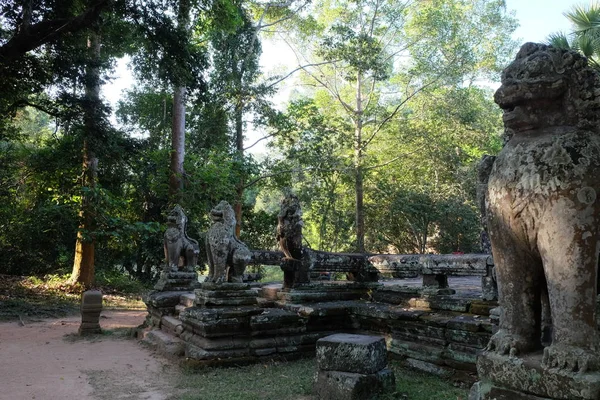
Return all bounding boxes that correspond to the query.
[146,291,189,308]
[316,333,387,374]
[195,296,258,307]
[179,293,195,307]
[313,368,395,400]
[469,382,551,400]
[185,306,263,320]
[476,351,600,400]
[144,329,185,357]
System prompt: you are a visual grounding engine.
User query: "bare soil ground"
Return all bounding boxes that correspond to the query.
[0,310,181,400]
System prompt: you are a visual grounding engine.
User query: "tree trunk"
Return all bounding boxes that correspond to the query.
[70,33,101,288]
[169,85,186,203]
[354,73,365,253]
[168,0,191,204]
[234,102,244,238]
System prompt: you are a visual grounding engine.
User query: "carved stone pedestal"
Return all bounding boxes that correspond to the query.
[153,271,199,291]
[79,290,102,335]
[177,282,319,366]
[469,352,600,400]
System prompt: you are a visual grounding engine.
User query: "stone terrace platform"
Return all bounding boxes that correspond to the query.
[141,276,497,382]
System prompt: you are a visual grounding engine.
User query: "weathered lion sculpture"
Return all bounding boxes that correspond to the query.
[163,205,200,272]
[486,42,600,372]
[205,200,251,283]
[276,193,308,288]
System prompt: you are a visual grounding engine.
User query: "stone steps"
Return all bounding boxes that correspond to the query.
[161,315,184,336]
[143,329,185,359]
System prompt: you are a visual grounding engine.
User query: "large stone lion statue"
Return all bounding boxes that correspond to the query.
[486,42,600,372]
[205,200,251,283]
[163,205,200,272]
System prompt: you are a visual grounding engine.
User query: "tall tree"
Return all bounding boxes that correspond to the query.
[169,0,192,204]
[70,30,102,286]
[272,0,516,252]
[210,2,268,237]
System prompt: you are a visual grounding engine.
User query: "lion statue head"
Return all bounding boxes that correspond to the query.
[494,42,600,140]
[210,200,236,233]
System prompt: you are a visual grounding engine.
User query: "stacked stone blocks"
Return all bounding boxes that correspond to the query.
[314,333,395,400]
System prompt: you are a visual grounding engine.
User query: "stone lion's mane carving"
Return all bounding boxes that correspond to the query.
[205,200,251,283]
[487,42,600,372]
[164,205,200,272]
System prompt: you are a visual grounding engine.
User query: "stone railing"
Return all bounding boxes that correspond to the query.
[249,250,496,300]
[249,249,379,282]
[369,254,496,300]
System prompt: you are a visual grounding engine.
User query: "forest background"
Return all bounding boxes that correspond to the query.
[0,0,583,288]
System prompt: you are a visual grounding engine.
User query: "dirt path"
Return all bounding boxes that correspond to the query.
[0,310,181,400]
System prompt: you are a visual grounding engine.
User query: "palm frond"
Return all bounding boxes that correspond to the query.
[547,31,571,49]
[565,3,600,33]
[573,32,600,58]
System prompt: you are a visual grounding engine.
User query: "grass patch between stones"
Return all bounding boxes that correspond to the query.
[173,358,469,400]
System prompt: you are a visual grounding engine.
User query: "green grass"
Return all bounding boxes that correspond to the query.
[176,358,315,400]
[173,358,469,400]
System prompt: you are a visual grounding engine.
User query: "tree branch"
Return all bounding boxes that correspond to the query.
[0,0,110,62]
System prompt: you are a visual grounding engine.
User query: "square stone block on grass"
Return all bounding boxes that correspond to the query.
[314,368,396,400]
[316,333,388,375]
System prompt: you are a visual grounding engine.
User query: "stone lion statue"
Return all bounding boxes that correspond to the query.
[276,193,308,288]
[164,205,200,272]
[205,200,251,283]
[486,42,600,372]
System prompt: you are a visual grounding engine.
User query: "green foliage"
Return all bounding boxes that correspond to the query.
[95,268,149,294]
[548,2,600,69]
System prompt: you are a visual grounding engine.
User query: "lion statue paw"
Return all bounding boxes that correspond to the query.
[542,344,600,373]
[486,329,534,357]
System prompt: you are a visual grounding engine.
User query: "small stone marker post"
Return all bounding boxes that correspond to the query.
[314,333,395,400]
[79,290,103,335]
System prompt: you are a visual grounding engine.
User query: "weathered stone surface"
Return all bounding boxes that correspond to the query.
[179,293,195,307]
[195,296,258,307]
[476,352,600,400]
[205,201,251,283]
[277,193,309,288]
[447,315,483,332]
[186,343,250,360]
[388,339,445,365]
[409,295,471,312]
[469,300,498,316]
[316,334,387,375]
[200,282,251,291]
[487,42,600,371]
[180,306,262,322]
[144,329,185,357]
[469,382,552,400]
[79,290,102,335]
[313,368,395,400]
[161,205,200,277]
[445,329,489,347]
[146,290,187,308]
[160,315,184,336]
[423,273,449,288]
[249,308,304,333]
